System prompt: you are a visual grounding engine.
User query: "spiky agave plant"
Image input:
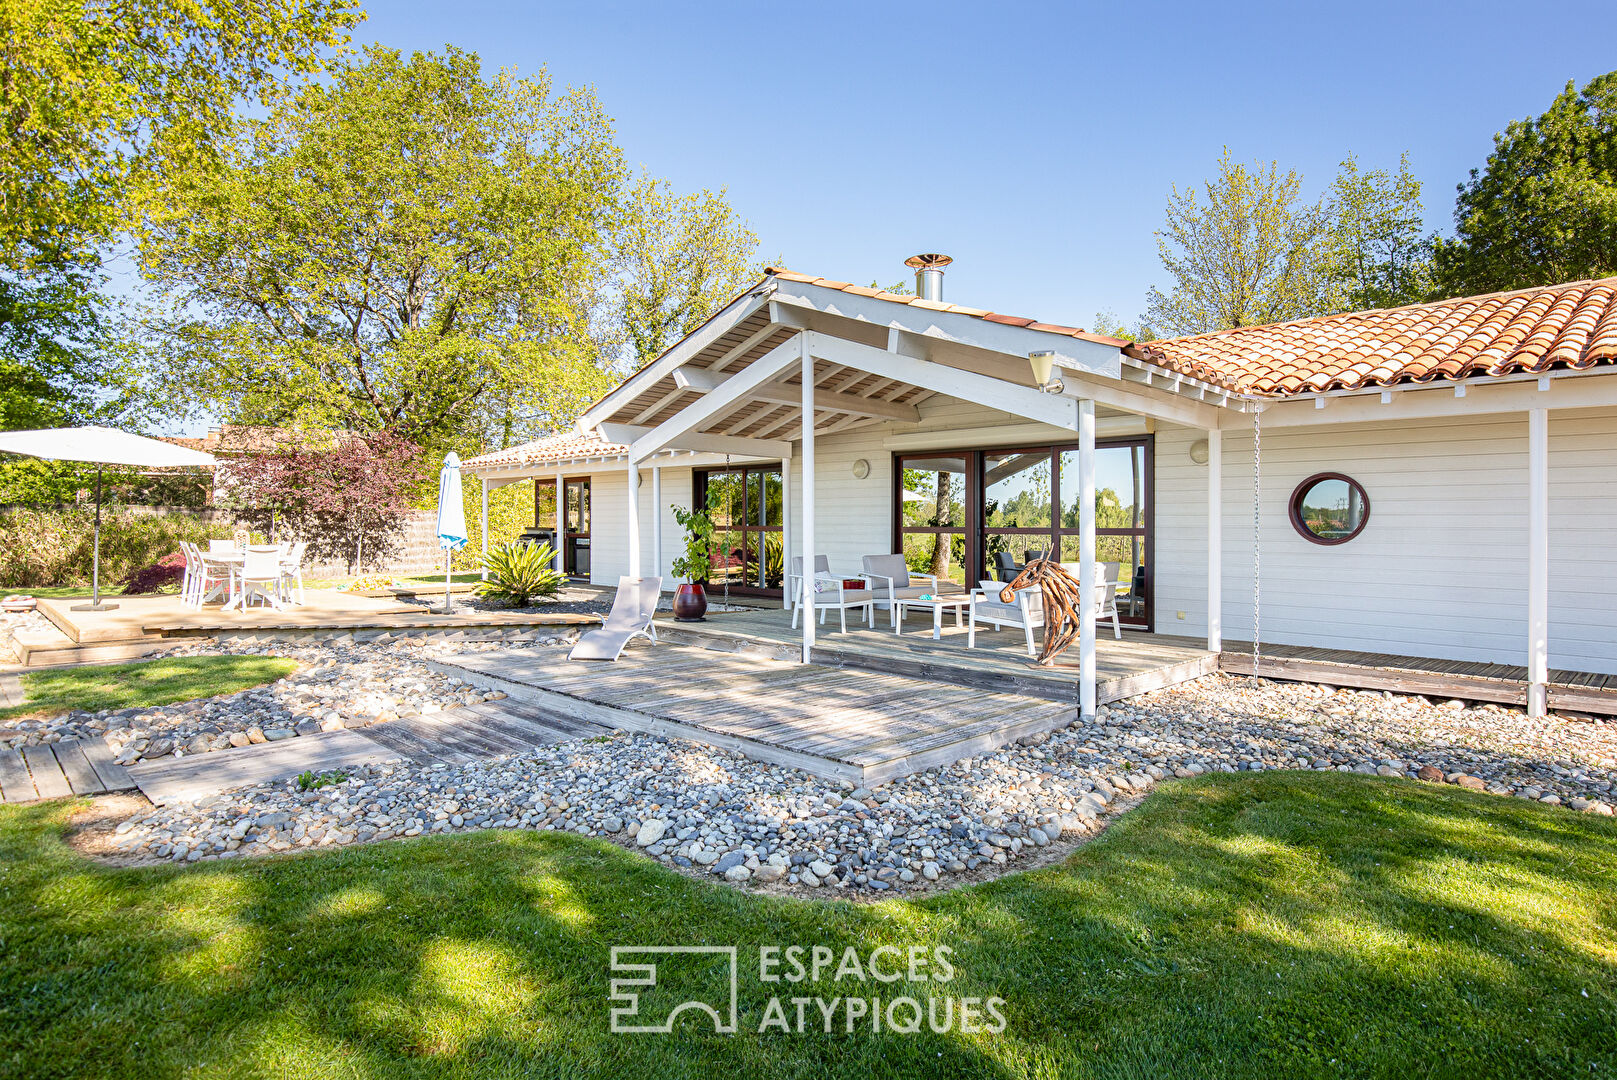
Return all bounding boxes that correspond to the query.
[474,541,562,606]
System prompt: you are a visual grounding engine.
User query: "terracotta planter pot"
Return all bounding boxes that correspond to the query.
[673,582,708,621]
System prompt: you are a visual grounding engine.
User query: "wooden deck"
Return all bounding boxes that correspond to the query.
[0,737,133,803]
[1223,640,1617,714]
[654,606,1219,705]
[126,699,614,806]
[436,645,1091,785]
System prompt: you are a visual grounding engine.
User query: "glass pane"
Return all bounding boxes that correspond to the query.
[985,452,1053,528]
[1058,534,1146,619]
[706,471,742,527]
[566,482,590,533]
[745,471,763,527]
[761,469,782,529]
[745,532,783,589]
[899,457,967,528]
[900,531,967,585]
[1296,477,1365,540]
[1061,446,1142,530]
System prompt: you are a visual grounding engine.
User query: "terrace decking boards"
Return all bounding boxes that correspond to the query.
[0,736,140,804]
[433,645,1093,785]
[124,700,616,806]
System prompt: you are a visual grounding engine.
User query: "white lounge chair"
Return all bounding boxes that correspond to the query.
[570,576,663,661]
[860,553,940,629]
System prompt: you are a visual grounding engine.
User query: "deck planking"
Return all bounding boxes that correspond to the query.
[436,646,1087,785]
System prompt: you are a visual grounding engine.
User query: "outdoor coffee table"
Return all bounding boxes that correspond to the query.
[893,593,976,647]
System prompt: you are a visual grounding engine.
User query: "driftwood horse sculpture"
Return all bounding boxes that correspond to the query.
[1000,559,1084,667]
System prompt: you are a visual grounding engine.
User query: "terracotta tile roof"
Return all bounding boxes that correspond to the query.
[1131,277,1617,395]
[461,430,626,471]
[155,425,359,456]
[765,268,1132,349]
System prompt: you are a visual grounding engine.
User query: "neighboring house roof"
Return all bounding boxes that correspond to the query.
[1132,277,1617,395]
[462,431,627,471]
[156,425,358,458]
[762,268,1132,349]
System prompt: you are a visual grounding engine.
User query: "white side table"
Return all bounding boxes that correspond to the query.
[894,594,977,647]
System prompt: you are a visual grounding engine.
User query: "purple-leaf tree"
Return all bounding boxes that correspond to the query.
[222,433,423,574]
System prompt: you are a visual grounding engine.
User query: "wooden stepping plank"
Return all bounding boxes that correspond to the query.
[0,748,38,803]
[21,744,71,800]
[127,730,401,806]
[391,715,507,760]
[79,738,133,791]
[467,706,603,748]
[372,719,474,765]
[354,723,444,765]
[497,703,614,740]
[51,740,105,796]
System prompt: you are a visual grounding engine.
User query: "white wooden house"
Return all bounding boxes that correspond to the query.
[463,262,1617,721]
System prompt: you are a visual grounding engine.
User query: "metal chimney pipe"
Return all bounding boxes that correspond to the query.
[905,253,952,301]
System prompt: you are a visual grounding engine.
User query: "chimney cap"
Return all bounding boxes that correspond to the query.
[905,253,953,270]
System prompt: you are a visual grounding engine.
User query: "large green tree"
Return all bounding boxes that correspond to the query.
[1145,150,1333,335]
[0,0,362,429]
[139,45,627,457]
[1322,154,1434,311]
[1436,72,1617,293]
[1144,150,1435,337]
[616,176,760,365]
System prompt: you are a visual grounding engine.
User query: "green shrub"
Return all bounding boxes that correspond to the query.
[474,541,562,606]
[0,509,230,588]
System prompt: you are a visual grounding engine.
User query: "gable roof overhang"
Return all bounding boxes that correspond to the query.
[568,271,1230,469]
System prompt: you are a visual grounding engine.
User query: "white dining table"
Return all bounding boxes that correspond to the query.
[200,549,296,610]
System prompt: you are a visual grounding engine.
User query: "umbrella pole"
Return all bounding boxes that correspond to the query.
[444,548,451,613]
[72,464,118,612]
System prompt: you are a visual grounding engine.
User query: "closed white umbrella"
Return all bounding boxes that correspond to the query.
[0,426,216,612]
[434,452,468,613]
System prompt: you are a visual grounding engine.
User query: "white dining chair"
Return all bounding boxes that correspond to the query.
[208,539,236,554]
[233,545,285,610]
[279,541,307,605]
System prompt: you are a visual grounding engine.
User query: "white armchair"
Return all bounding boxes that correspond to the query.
[787,555,830,619]
[970,579,1044,656]
[792,573,875,633]
[861,554,940,629]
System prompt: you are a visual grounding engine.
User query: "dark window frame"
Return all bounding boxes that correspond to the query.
[1288,472,1371,546]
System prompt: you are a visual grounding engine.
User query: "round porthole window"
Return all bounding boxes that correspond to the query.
[1289,473,1370,545]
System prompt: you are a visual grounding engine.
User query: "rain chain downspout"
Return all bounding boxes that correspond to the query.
[1251,404,1263,679]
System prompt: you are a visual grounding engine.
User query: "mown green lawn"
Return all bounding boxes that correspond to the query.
[0,656,298,721]
[0,772,1612,1079]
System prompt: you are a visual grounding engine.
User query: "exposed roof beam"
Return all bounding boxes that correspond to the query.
[673,365,921,423]
[627,334,803,461]
[808,333,1083,431]
[579,282,774,430]
[599,423,791,461]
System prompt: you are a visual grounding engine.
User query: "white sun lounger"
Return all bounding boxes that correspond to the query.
[569,576,663,661]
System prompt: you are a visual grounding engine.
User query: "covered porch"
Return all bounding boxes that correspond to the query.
[577,268,1235,721]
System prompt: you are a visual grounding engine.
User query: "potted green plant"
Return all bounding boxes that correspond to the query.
[670,490,721,620]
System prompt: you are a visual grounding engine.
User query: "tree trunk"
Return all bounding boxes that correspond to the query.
[928,472,951,579]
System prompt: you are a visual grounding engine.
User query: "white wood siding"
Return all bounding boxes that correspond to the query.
[578,399,1617,676]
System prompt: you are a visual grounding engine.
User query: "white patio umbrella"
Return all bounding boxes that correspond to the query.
[0,426,216,611]
[434,452,468,613]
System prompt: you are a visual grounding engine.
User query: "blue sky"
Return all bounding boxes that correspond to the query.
[354,0,1617,329]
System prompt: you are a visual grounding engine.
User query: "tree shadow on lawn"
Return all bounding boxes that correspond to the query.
[0,772,1613,1080]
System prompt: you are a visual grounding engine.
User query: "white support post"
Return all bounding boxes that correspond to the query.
[800,333,816,663]
[555,470,566,576]
[1206,428,1221,652]
[1078,398,1097,719]
[780,456,793,611]
[1527,408,1549,717]
[651,466,662,582]
[627,461,641,579]
[480,477,490,581]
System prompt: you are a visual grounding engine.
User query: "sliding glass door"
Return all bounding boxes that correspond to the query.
[696,464,783,596]
[888,437,1154,628]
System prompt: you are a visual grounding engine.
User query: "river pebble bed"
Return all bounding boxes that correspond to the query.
[0,637,573,763]
[99,656,1617,892]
